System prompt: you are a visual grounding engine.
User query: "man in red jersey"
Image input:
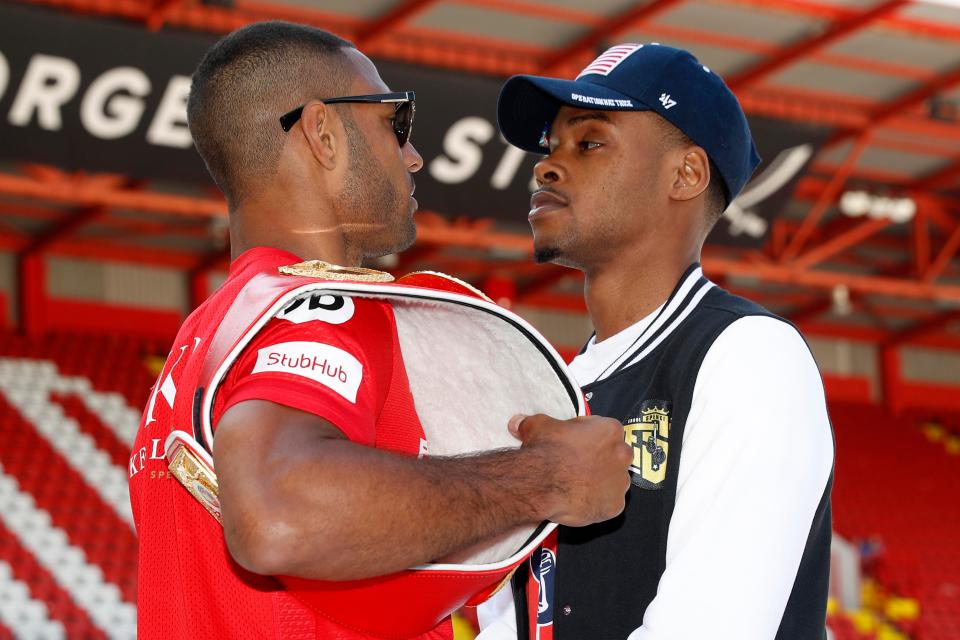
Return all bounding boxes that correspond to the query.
[128,21,633,639]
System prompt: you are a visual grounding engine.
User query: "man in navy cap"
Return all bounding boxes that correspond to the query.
[479,44,834,639]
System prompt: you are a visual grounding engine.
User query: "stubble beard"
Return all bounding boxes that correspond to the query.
[533,245,562,264]
[532,224,581,268]
[339,116,413,258]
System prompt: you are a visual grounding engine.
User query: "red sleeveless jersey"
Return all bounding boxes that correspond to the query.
[129,247,452,640]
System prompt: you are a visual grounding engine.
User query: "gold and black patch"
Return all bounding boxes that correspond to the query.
[624,400,671,489]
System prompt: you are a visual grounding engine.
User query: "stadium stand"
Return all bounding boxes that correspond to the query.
[0,330,955,639]
[2,0,960,636]
[831,403,960,640]
[0,331,152,639]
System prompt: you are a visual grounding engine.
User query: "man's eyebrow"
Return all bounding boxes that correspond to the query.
[566,112,613,126]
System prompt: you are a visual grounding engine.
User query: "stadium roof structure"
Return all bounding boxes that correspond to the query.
[2,0,960,355]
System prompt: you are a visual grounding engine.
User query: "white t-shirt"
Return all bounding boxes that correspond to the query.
[478,299,834,640]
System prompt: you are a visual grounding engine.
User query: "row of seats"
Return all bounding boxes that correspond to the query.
[831,402,960,639]
[1,330,955,638]
[0,332,164,409]
[0,331,153,639]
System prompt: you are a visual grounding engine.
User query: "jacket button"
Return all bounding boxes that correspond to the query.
[562,604,572,616]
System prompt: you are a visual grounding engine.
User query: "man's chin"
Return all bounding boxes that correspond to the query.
[379,220,417,258]
[533,245,563,264]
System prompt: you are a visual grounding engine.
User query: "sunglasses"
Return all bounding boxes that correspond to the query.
[279,91,416,147]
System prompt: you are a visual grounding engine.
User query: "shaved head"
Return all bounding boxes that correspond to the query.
[188,21,355,207]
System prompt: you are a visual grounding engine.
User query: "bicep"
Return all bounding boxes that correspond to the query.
[214,399,347,481]
[213,299,395,447]
[213,400,347,558]
[632,316,833,639]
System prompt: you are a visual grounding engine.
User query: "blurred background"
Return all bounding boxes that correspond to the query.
[0,0,958,638]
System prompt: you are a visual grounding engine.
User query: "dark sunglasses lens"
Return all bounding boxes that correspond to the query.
[393,101,414,146]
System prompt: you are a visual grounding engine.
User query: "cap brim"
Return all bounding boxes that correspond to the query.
[497,75,648,154]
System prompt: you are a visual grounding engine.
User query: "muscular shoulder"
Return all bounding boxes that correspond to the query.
[270,292,395,340]
[212,293,399,444]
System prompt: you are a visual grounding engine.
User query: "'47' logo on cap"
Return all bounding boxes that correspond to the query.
[659,93,677,109]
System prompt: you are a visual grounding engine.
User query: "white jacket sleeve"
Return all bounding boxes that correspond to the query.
[628,316,834,640]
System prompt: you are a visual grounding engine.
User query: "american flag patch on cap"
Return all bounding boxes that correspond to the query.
[576,44,644,80]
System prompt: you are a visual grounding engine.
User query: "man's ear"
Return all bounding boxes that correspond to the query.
[298,101,338,171]
[669,148,710,203]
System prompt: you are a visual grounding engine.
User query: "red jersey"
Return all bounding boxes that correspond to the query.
[129,247,452,639]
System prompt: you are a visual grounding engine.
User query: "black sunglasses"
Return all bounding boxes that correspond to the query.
[279,91,416,147]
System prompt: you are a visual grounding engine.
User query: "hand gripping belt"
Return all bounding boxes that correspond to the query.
[164,266,585,638]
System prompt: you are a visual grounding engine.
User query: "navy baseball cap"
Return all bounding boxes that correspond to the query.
[498,43,761,205]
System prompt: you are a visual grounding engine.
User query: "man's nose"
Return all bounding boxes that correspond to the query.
[404,142,424,173]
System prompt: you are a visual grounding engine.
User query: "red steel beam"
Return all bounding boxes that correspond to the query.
[913,194,960,234]
[25,205,104,252]
[45,238,200,268]
[792,217,892,269]
[12,0,958,131]
[188,247,230,308]
[461,0,601,26]
[638,21,935,82]
[913,206,931,277]
[796,320,960,350]
[869,65,960,127]
[0,171,227,218]
[912,158,960,191]
[703,256,960,303]
[84,217,211,239]
[376,25,547,74]
[786,296,834,323]
[236,0,362,31]
[879,343,903,413]
[145,0,190,31]
[539,0,687,76]
[0,201,68,221]
[827,63,960,147]
[781,131,873,262]
[868,135,960,160]
[17,204,104,335]
[795,176,960,231]
[727,0,960,44]
[355,0,440,48]
[808,162,913,185]
[924,223,960,283]
[885,309,960,347]
[727,0,910,91]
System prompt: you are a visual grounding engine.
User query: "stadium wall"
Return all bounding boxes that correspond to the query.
[1,253,958,411]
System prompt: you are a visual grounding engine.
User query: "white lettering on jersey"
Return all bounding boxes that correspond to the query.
[253,341,363,403]
[278,293,355,325]
[144,336,201,426]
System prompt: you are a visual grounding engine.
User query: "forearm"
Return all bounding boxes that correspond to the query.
[224,440,555,580]
[215,402,630,581]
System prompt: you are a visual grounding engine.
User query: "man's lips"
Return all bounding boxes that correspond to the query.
[529,190,569,218]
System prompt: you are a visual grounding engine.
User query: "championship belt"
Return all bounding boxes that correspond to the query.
[165,262,584,639]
